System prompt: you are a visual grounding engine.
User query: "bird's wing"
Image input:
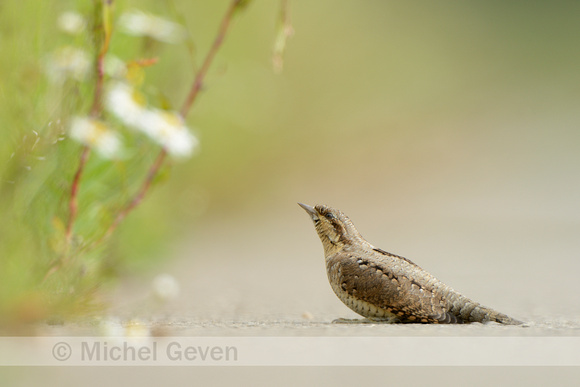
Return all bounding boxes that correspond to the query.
[335,252,462,323]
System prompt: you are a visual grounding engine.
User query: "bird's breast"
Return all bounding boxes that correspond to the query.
[326,253,403,321]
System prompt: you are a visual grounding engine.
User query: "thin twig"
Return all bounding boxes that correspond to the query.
[273,0,293,73]
[180,0,242,117]
[97,1,243,245]
[98,150,167,243]
[89,51,106,117]
[59,2,113,260]
[64,4,110,246]
[65,145,91,245]
[90,0,112,118]
[49,2,113,281]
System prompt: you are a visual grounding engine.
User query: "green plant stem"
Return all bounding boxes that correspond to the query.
[90,0,112,118]
[61,0,111,260]
[90,51,107,117]
[273,0,293,73]
[65,145,91,245]
[99,0,244,245]
[99,149,167,243]
[180,0,243,117]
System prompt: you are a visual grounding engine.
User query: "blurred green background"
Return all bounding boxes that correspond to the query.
[2,2,580,386]
[1,0,580,326]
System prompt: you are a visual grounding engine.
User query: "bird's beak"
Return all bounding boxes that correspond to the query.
[298,202,319,221]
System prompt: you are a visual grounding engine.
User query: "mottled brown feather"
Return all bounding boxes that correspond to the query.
[299,203,522,325]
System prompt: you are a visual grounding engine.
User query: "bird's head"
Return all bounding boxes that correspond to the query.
[298,203,364,256]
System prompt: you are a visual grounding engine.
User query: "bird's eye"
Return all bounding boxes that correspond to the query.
[325,213,335,220]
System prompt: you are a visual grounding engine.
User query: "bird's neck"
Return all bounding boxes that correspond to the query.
[320,233,368,258]
[321,237,344,257]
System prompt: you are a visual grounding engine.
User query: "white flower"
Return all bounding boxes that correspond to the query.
[105,82,147,128]
[57,11,86,35]
[140,109,198,157]
[119,10,186,44]
[152,274,180,302]
[45,46,91,83]
[69,117,122,158]
[105,82,197,157]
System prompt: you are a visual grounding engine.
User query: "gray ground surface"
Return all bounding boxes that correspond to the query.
[7,203,580,386]
[35,203,580,336]
[113,207,580,336]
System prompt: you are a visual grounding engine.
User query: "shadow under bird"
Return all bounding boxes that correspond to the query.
[299,203,522,324]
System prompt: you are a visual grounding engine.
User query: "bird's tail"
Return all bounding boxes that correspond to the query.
[467,304,523,325]
[442,285,523,325]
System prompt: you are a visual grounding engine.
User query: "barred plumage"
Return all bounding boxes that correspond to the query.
[299,203,522,325]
